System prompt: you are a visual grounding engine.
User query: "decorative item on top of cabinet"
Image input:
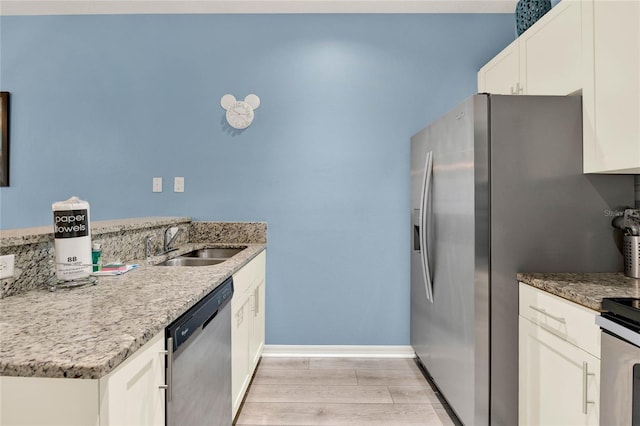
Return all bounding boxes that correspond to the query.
[516,0,552,35]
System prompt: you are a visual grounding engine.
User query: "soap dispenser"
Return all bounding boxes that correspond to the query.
[92,243,102,272]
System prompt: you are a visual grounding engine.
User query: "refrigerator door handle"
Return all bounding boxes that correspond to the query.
[420,151,434,302]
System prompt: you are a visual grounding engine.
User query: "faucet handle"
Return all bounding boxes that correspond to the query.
[165,227,178,246]
[165,226,179,240]
[145,236,155,258]
[164,226,184,252]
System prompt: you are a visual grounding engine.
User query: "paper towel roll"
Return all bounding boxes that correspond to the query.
[52,196,92,281]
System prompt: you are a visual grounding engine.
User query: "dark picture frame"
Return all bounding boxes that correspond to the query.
[0,92,9,187]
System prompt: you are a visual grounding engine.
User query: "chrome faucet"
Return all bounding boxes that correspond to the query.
[164,226,183,253]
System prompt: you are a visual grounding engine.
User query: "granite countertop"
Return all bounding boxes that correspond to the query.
[0,216,192,247]
[517,272,640,311]
[0,243,265,379]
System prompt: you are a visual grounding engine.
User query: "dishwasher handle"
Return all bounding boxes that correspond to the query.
[202,309,219,329]
[160,337,173,401]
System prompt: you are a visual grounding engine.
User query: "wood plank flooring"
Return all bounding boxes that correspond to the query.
[234,357,457,426]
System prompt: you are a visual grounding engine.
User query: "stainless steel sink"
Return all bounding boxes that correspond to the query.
[155,258,226,267]
[154,246,246,267]
[182,247,245,259]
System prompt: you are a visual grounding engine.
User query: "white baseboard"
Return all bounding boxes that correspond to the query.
[262,345,415,358]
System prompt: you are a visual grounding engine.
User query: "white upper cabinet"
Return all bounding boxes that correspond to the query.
[519,0,582,95]
[478,39,520,95]
[582,0,640,173]
[479,0,640,174]
[478,0,582,96]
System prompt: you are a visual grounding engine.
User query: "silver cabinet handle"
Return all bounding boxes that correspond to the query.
[582,361,595,414]
[254,285,260,316]
[250,286,260,316]
[510,83,524,95]
[158,349,168,391]
[529,305,566,324]
[237,306,244,326]
[160,337,173,401]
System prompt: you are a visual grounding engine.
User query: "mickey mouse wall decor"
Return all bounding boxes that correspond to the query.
[220,94,260,130]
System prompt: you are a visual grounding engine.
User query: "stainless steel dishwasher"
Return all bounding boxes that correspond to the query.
[165,277,234,426]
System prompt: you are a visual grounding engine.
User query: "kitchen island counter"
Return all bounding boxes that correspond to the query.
[0,243,265,379]
[517,272,640,312]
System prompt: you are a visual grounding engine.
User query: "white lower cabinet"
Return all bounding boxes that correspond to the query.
[231,251,266,418]
[232,293,252,414]
[519,283,600,426]
[99,332,166,426]
[0,331,166,426]
[248,279,266,370]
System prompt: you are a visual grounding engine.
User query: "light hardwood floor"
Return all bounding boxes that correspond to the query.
[234,357,457,426]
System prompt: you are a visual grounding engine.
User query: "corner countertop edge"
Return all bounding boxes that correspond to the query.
[517,272,640,311]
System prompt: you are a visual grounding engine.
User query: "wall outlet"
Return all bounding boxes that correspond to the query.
[174,177,185,193]
[0,255,15,279]
[152,177,162,193]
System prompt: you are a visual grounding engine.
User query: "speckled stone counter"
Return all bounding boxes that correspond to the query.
[0,217,267,298]
[0,242,265,379]
[0,217,192,248]
[517,272,640,311]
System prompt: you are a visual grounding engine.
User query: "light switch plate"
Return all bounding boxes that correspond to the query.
[0,255,15,279]
[174,177,185,193]
[152,177,162,193]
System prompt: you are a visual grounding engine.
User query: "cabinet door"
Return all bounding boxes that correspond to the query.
[583,0,640,173]
[99,332,165,426]
[249,278,266,370]
[232,296,251,417]
[519,0,582,95]
[477,39,520,94]
[519,317,599,426]
[0,376,99,426]
[231,250,267,417]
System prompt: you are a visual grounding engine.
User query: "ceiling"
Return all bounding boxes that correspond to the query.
[1,0,517,15]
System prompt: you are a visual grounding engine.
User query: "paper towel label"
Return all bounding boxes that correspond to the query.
[53,209,89,238]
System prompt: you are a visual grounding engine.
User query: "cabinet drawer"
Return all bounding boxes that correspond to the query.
[233,251,266,296]
[519,282,600,358]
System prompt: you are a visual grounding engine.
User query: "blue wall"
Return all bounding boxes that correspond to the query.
[0,13,514,344]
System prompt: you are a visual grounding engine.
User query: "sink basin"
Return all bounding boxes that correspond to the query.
[155,258,226,267]
[154,246,246,267]
[182,247,245,259]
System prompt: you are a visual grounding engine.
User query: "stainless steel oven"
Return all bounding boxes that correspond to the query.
[597,298,640,425]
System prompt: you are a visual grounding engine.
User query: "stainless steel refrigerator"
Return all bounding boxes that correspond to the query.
[410,94,634,426]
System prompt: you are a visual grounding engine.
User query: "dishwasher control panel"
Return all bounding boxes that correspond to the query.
[166,277,234,352]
